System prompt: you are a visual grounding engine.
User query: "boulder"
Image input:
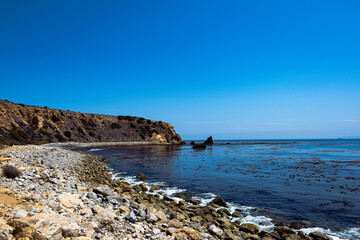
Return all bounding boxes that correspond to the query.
[239,223,260,234]
[93,186,113,197]
[204,136,213,145]
[136,172,147,180]
[168,219,183,229]
[147,213,158,223]
[209,224,224,237]
[290,222,303,229]
[58,193,83,212]
[155,210,168,223]
[208,198,228,207]
[171,227,200,240]
[274,226,295,237]
[309,231,333,240]
[14,209,28,218]
[118,205,130,214]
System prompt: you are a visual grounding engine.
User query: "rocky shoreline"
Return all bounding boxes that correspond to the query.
[0,145,334,240]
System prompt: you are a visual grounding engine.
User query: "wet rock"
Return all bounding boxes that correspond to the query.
[309,231,333,240]
[290,222,303,229]
[14,209,28,218]
[239,223,260,234]
[208,197,228,208]
[231,209,243,218]
[192,144,206,149]
[150,185,161,192]
[209,224,224,237]
[136,172,147,181]
[186,199,202,205]
[274,226,296,237]
[217,208,231,217]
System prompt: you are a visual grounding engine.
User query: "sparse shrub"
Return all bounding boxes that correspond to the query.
[89,131,95,137]
[110,123,121,129]
[146,119,151,124]
[39,129,52,137]
[136,118,145,124]
[80,118,87,125]
[51,115,60,122]
[117,115,136,121]
[2,164,22,178]
[130,123,136,129]
[54,133,66,142]
[77,127,85,135]
[64,131,71,138]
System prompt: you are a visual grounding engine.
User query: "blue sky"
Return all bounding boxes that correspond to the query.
[1,1,360,140]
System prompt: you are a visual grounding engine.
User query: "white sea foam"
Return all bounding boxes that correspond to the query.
[191,192,217,206]
[299,227,360,240]
[241,215,275,232]
[108,171,359,239]
[88,148,102,152]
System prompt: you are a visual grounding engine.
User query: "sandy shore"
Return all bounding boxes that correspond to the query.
[0,145,334,240]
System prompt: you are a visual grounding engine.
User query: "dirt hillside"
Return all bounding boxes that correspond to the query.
[0,100,182,145]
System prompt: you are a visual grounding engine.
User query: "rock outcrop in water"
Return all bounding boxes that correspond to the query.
[204,136,213,145]
[0,100,182,145]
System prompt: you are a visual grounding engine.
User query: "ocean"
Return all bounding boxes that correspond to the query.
[79,139,360,239]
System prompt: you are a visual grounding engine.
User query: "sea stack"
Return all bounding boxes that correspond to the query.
[204,136,213,145]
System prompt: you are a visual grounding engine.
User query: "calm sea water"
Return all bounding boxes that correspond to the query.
[79,139,360,239]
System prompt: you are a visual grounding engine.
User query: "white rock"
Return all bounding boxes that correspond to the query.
[209,224,223,237]
[14,209,28,219]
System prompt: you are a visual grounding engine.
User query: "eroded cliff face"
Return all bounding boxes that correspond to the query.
[0,100,182,145]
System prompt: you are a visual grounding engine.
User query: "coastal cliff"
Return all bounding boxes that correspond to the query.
[0,100,182,145]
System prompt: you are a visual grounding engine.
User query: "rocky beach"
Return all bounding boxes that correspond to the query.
[0,144,335,240]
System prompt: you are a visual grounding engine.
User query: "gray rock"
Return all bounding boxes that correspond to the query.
[14,210,28,219]
[87,192,97,199]
[126,211,137,222]
[167,227,177,235]
[146,213,158,223]
[139,209,147,218]
[94,187,113,197]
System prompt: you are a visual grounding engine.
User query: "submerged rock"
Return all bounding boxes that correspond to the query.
[136,172,147,181]
[192,144,206,149]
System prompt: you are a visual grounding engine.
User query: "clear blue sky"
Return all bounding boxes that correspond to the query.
[1,1,360,140]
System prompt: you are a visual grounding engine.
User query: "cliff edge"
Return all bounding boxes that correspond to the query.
[0,100,182,145]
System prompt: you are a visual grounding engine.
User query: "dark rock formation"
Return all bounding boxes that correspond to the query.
[0,100,182,145]
[190,141,195,145]
[136,172,147,181]
[204,136,213,145]
[208,198,228,207]
[192,144,206,149]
